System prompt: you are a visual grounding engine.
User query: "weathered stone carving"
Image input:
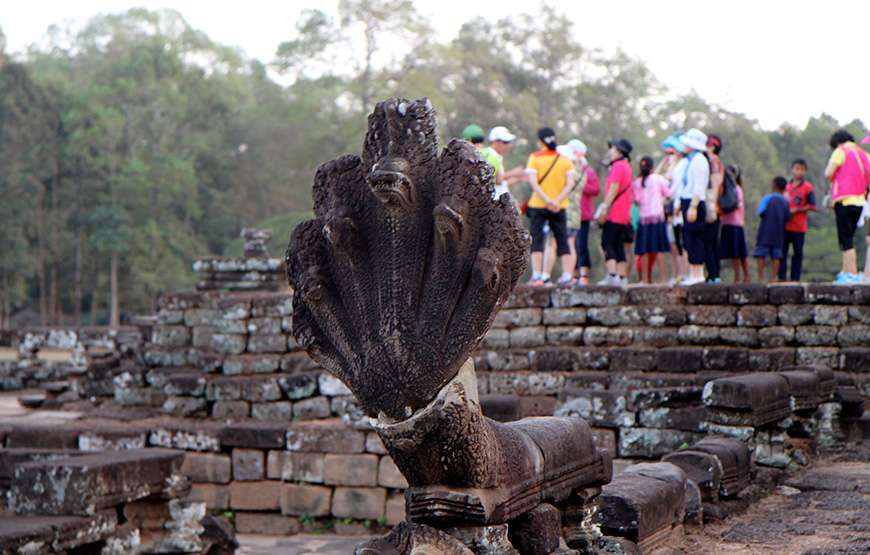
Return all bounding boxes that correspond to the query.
[287,97,609,551]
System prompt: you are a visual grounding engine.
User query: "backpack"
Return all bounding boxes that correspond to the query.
[719,171,739,214]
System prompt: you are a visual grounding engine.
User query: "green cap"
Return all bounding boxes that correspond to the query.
[461,124,485,142]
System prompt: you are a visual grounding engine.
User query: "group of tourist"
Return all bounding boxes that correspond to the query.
[461,124,870,286]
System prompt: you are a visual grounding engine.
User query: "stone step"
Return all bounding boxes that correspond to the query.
[702,373,791,427]
[9,448,185,516]
[0,511,118,554]
[779,370,822,412]
[594,462,687,548]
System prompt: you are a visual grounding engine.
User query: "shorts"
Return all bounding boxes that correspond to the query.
[528,207,570,255]
[753,245,783,259]
[602,222,631,263]
[835,203,863,251]
[622,225,635,244]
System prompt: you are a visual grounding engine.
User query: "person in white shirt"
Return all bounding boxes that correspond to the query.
[486,126,516,199]
[677,128,711,285]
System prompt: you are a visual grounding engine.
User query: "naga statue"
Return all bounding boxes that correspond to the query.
[286,98,610,554]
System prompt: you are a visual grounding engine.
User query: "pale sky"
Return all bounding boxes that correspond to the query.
[4,0,869,130]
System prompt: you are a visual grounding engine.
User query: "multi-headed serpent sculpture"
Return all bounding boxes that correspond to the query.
[287,98,610,554]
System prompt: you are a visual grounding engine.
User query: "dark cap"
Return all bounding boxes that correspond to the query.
[538,127,557,150]
[608,138,633,156]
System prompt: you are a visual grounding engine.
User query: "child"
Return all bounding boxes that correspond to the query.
[632,156,672,283]
[754,176,791,282]
[779,159,816,281]
[719,165,749,283]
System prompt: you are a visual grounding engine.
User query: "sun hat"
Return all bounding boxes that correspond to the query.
[556,144,576,162]
[567,139,588,157]
[607,138,633,156]
[661,133,684,152]
[461,124,486,142]
[489,126,516,143]
[681,128,708,151]
[538,127,558,150]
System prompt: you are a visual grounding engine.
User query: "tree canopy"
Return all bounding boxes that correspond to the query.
[0,5,865,326]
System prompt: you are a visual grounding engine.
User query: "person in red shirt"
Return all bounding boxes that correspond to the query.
[778,159,816,281]
[597,138,634,286]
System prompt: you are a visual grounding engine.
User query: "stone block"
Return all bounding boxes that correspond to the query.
[247,317,283,336]
[662,450,722,502]
[587,306,646,326]
[638,404,707,432]
[492,308,543,328]
[749,348,796,371]
[795,326,838,346]
[232,448,265,481]
[555,389,635,428]
[181,453,231,484]
[702,373,791,426]
[324,454,379,487]
[481,395,521,422]
[504,286,553,308]
[267,451,325,483]
[656,347,704,373]
[365,433,387,455]
[162,396,208,417]
[9,449,184,515]
[737,305,777,327]
[242,377,283,402]
[489,372,565,396]
[703,347,749,371]
[677,325,721,346]
[378,457,408,489]
[229,481,280,511]
[848,306,870,324]
[685,283,728,304]
[220,422,286,449]
[727,284,767,305]
[158,309,184,324]
[331,487,386,520]
[529,348,607,371]
[280,483,333,516]
[294,397,331,420]
[286,424,366,454]
[584,326,634,346]
[591,428,617,458]
[551,286,624,308]
[211,334,246,355]
[217,297,251,320]
[626,285,685,305]
[814,305,848,326]
[281,352,319,372]
[385,493,405,525]
[509,326,547,348]
[719,327,759,347]
[778,304,814,326]
[542,307,587,325]
[247,334,287,354]
[635,326,680,347]
[617,427,703,458]
[235,512,300,535]
[184,309,219,327]
[545,326,585,346]
[186,483,230,510]
[687,306,737,326]
[222,355,281,375]
[768,284,804,304]
[318,373,352,396]
[191,326,215,349]
[610,348,657,371]
[252,401,293,421]
[211,400,250,419]
[152,325,191,348]
[518,396,556,417]
[482,328,509,349]
[806,284,852,304]
[123,499,171,530]
[279,373,319,400]
[841,348,870,372]
[214,318,247,334]
[758,326,795,348]
[206,378,242,401]
[797,347,839,369]
[508,503,561,555]
[838,325,870,347]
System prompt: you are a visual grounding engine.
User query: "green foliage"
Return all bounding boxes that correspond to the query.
[1,5,867,324]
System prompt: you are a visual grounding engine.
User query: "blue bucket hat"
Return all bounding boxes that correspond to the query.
[661,133,684,152]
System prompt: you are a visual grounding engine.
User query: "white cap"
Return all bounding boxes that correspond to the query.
[488,126,516,143]
[681,128,708,152]
[566,139,587,157]
[556,144,576,161]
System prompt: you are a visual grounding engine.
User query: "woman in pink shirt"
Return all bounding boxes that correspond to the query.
[718,165,749,283]
[631,156,671,283]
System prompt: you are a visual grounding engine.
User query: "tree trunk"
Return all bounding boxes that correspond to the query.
[109,252,120,328]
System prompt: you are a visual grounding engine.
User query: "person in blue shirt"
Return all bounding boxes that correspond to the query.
[754,176,791,282]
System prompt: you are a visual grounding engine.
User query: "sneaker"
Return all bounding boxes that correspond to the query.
[527,279,545,287]
[557,274,573,286]
[597,275,616,286]
[575,276,590,286]
[709,277,722,284]
[862,275,870,285]
[682,276,705,286]
[833,273,857,285]
[616,276,629,288]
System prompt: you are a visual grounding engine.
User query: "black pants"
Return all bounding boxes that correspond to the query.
[576,220,591,269]
[779,230,806,281]
[528,207,570,255]
[835,203,863,251]
[601,221,629,263]
[704,219,721,281]
[680,199,706,265]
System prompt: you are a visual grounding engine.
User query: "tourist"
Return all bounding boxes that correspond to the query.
[719,165,750,283]
[567,139,600,284]
[597,138,633,286]
[632,156,672,283]
[660,134,688,283]
[463,124,504,191]
[704,134,725,283]
[753,176,791,283]
[485,126,516,199]
[779,159,817,281]
[525,127,576,286]
[676,128,710,285]
[862,132,870,284]
[825,129,870,284]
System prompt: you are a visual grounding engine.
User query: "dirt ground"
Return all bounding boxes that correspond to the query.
[678,444,870,555]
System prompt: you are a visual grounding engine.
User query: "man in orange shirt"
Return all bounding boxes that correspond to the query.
[525,127,575,286]
[778,159,816,281]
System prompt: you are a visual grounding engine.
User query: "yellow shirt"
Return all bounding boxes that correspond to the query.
[526,150,574,209]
